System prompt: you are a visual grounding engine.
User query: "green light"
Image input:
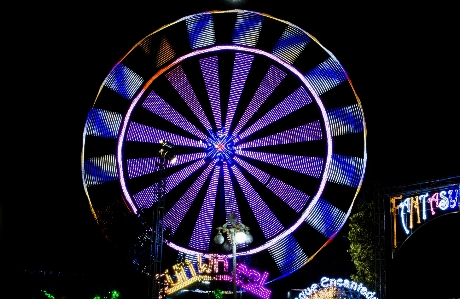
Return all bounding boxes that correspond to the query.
[41,290,56,299]
[213,289,223,299]
[111,290,120,299]
[93,296,101,299]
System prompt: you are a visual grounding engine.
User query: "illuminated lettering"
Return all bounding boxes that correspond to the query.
[399,198,410,235]
[439,191,449,210]
[297,277,378,299]
[419,193,429,220]
[448,189,459,208]
[391,195,402,248]
[162,255,271,299]
[409,196,421,228]
[428,192,439,215]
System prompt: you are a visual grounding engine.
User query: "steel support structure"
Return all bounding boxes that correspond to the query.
[149,157,167,299]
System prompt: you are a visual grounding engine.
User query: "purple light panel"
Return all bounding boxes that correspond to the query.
[326,104,364,137]
[305,197,345,239]
[231,165,284,239]
[126,121,205,148]
[234,156,310,212]
[266,178,310,213]
[327,154,364,188]
[186,13,216,49]
[83,155,118,187]
[239,121,323,149]
[223,163,240,219]
[189,166,220,251]
[132,159,206,209]
[104,63,144,100]
[272,25,311,64]
[232,11,264,47]
[127,152,205,179]
[199,56,222,128]
[232,65,286,136]
[85,108,122,139]
[304,57,347,96]
[165,65,212,130]
[233,156,270,184]
[267,234,308,276]
[225,53,254,134]
[143,90,207,140]
[238,151,323,178]
[164,162,215,235]
[238,86,313,139]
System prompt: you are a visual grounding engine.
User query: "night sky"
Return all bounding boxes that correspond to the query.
[1,1,458,298]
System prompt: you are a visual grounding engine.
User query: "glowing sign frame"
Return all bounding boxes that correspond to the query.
[390,184,459,252]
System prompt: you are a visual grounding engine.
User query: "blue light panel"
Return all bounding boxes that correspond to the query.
[83,154,118,187]
[232,65,286,136]
[238,151,323,178]
[266,178,310,213]
[304,57,347,95]
[231,165,284,239]
[272,25,311,64]
[327,154,364,188]
[165,65,212,130]
[239,121,323,149]
[189,166,220,251]
[232,11,264,47]
[223,163,240,219]
[186,13,216,49]
[233,156,270,184]
[133,159,206,209]
[225,53,254,134]
[127,152,204,179]
[126,121,205,148]
[238,86,312,139]
[326,104,364,137]
[85,108,122,139]
[199,56,222,129]
[104,63,144,100]
[143,90,207,140]
[164,162,215,235]
[268,234,308,275]
[305,198,346,239]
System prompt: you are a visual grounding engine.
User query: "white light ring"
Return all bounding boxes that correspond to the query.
[117,44,333,256]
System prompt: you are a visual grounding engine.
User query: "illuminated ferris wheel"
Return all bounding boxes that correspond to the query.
[82,10,367,281]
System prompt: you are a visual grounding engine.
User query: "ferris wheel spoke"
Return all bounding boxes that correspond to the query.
[104,63,144,100]
[304,57,347,96]
[222,163,240,220]
[83,154,118,187]
[84,108,123,139]
[231,165,284,239]
[126,152,205,179]
[232,11,264,47]
[199,56,221,129]
[126,122,205,148]
[224,53,255,134]
[132,159,207,209]
[238,121,323,149]
[237,151,323,178]
[304,197,346,239]
[267,234,309,277]
[271,24,311,65]
[326,104,365,137]
[164,162,216,236]
[142,90,207,140]
[232,65,287,136]
[165,65,213,130]
[233,156,310,213]
[327,154,365,188]
[238,86,313,139]
[188,165,220,251]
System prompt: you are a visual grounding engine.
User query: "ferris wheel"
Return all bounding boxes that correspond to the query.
[82,10,366,281]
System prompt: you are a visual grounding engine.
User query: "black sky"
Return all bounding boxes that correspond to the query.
[1,1,459,298]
